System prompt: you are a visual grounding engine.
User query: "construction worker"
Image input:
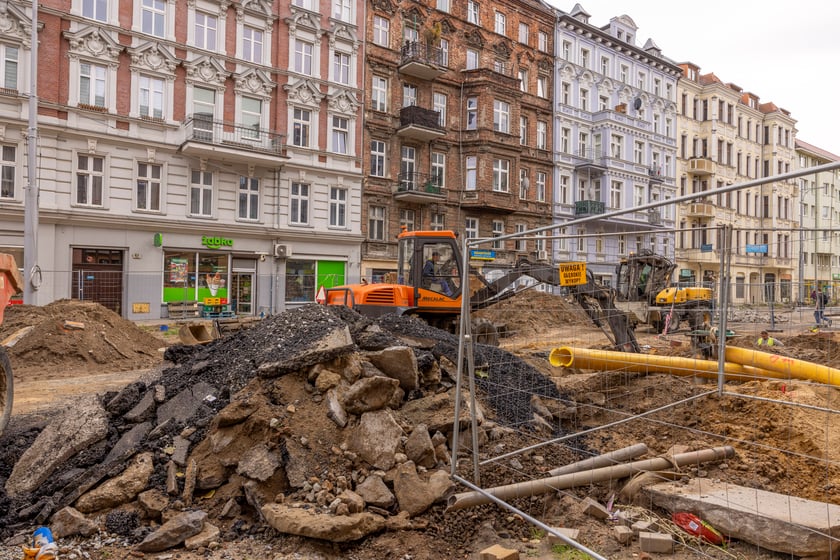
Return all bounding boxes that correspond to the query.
[756,331,783,347]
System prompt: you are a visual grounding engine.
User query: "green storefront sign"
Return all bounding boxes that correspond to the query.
[202,235,234,249]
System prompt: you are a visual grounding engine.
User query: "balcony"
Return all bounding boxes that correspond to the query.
[685,202,715,218]
[460,189,518,213]
[575,200,606,216]
[647,210,662,225]
[648,166,664,183]
[573,148,608,175]
[399,41,447,81]
[688,157,715,176]
[393,172,446,203]
[180,116,286,165]
[397,106,445,141]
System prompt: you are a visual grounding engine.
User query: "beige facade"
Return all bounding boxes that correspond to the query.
[795,140,840,303]
[675,63,797,304]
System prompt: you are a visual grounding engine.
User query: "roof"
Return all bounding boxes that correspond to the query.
[795,139,840,162]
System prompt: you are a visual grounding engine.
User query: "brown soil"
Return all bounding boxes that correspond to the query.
[2,295,840,559]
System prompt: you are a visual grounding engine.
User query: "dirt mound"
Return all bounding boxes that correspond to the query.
[0,300,164,375]
[474,289,583,338]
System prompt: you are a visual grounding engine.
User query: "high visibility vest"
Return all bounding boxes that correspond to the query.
[757,337,774,346]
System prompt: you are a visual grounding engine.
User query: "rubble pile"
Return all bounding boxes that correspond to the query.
[0,304,575,554]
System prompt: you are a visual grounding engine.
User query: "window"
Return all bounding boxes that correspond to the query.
[466,156,477,190]
[0,45,18,90]
[290,182,309,225]
[467,1,479,24]
[286,260,316,302]
[136,162,161,212]
[561,82,570,104]
[465,217,478,239]
[79,62,106,107]
[194,11,217,50]
[431,152,445,187]
[494,11,506,35]
[333,51,350,84]
[519,168,528,199]
[431,212,445,231]
[562,41,571,59]
[331,115,349,154]
[139,75,164,119]
[560,127,570,153]
[610,180,622,209]
[653,77,661,96]
[333,0,351,22]
[610,134,622,159]
[466,97,477,130]
[515,224,526,251]
[537,121,547,150]
[329,187,347,227]
[240,26,263,63]
[0,146,15,198]
[439,38,449,66]
[189,169,213,216]
[403,83,417,107]
[437,0,450,12]
[579,87,588,110]
[141,0,165,37]
[492,220,504,249]
[369,206,385,240]
[634,141,644,164]
[600,56,609,75]
[370,140,386,177]
[433,92,447,127]
[371,76,388,112]
[518,22,529,44]
[292,107,311,147]
[538,31,548,52]
[294,39,312,74]
[518,69,528,93]
[238,176,259,220]
[373,16,389,47]
[599,95,608,111]
[192,86,215,135]
[520,116,528,145]
[400,209,415,231]
[241,96,262,139]
[83,0,108,21]
[493,59,507,74]
[620,64,628,83]
[466,49,479,70]
[492,158,509,192]
[559,175,569,204]
[580,48,589,68]
[536,171,546,202]
[493,100,510,133]
[537,76,547,98]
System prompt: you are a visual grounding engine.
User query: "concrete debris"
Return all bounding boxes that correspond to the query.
[644,477,840,557]
[0,303,574,554]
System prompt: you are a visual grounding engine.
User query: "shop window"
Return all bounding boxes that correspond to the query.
[163,250,229,302]
[286,259,316,302]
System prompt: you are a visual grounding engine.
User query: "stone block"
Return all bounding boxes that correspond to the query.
[631,520,656,535]
[479,544,520,560]
[546,527,580,545]
[581,497,610,519]
[640,532,673,553]
[613,525,634,545]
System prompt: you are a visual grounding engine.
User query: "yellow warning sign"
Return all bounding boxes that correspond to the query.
[558,262,586,286]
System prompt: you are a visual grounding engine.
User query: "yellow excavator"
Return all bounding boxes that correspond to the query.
[322,230,713,352]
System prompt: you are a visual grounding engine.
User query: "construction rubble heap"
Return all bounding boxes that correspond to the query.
[0,303,571,554]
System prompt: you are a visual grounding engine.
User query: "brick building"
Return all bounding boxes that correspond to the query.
[0,0,363,318]
[360,0,556,281]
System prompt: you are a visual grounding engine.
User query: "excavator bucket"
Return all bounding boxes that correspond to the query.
[178,323,217,345]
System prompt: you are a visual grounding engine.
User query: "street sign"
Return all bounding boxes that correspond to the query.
[315,286,326,304]
[559,262,586,286]
[746,244,768,254]
[469,249,496,261]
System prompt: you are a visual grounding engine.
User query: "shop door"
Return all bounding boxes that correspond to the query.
[72,248,124,314]
[231,272,254,316]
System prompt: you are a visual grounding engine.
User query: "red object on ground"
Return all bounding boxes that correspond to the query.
[672,512,725,545]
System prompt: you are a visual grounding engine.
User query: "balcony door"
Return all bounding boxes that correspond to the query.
[193,87,216,141]
[400,146,416,191]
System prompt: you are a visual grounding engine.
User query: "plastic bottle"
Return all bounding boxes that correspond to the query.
[32,527,58,560]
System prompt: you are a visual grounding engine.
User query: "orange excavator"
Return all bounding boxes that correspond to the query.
[322,229,645,351]
[0,253,22,435]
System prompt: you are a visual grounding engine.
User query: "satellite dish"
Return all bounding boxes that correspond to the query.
[633,97,642,110]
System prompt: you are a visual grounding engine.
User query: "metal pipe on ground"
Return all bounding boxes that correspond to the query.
[447,446,735,511]
[548,443,649,476]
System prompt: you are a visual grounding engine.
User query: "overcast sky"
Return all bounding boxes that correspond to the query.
[546,1,840,156]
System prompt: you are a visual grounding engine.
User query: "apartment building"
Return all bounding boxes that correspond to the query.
[553,6,681,285]
[0,0,363,318]
[361,0,556,281]
[675,64,797,304]
[795,139,840,302]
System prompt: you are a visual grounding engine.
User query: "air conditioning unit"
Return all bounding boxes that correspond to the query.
[537,250,549,261]
[274,244,291,258]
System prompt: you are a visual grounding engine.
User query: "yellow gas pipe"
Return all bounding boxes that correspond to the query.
[549,346,784,382]
[724,346,840,386]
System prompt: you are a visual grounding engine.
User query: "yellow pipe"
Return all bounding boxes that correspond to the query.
[549,346,785,381]
[724,346,840,387]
